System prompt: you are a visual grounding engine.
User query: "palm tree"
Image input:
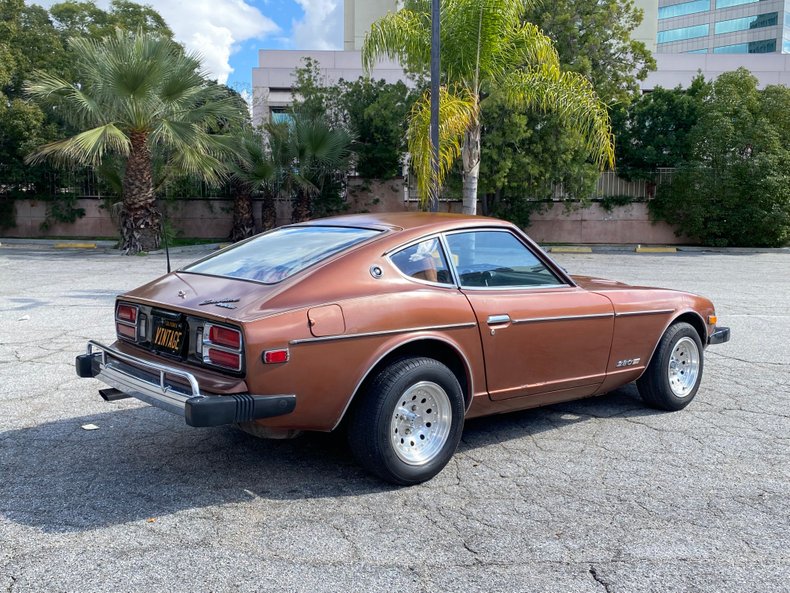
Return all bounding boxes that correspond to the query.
[26,30,245,253]
[363,0,615,214]
[267,112,352,223]
[226,130,276,241]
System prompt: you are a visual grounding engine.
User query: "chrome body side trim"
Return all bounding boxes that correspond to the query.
[615,309,674,318]
[511,312,615,325]
[289,322,478,345]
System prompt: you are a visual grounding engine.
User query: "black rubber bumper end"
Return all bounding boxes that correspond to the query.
[75,354,98,378]
[184,394,296,427]
[708,326,731,345]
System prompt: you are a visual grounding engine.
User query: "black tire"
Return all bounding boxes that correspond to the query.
[637,322,704,411]
[347,357,465,485]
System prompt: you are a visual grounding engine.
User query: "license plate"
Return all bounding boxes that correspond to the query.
[151,316,186,356]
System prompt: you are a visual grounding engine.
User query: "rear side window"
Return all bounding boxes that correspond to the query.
[390,238,453,285]
[183,226,381,283]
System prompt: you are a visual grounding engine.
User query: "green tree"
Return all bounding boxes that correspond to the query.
[363,0,614,214]
[290,59,414,180]
[612,75,709,180]
[49,0,173,41]
[226,130,277,241]
[26,30,245,253]
[271,112,353,222]
[650,69,790,247]
[335,78,415,179]
[525,0,655,107]
[477,0,655,222]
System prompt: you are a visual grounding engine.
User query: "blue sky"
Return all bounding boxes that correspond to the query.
[224,0,344,94]
[30,0,345,97]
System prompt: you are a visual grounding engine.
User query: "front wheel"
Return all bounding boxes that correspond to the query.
[637,322,704,411]
[347,357,465,485]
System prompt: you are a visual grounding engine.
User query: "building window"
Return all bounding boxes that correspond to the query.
[270,108,293,125]
[657,24,710,43]
[686,48,709,53]
[714,12,778,35]
[715,0,760,9]
[713,38,777,52]
[659,0,710,19]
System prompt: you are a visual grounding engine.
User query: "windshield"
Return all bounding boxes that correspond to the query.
[183,226,381,283]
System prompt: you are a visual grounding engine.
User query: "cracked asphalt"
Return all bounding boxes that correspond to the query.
[0,245,788,593]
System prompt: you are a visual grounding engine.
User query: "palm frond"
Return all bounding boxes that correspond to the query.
[407,85,479,205]
[499,67,615,169]
[362,9,431,74]
[26,123,130,167]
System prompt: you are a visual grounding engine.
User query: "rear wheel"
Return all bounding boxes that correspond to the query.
[637,322,704,411]
[347,357,464,485]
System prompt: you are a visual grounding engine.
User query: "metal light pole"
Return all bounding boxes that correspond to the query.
[429,0,440,212]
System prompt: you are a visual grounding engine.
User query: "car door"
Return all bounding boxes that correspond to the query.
[443,229,614,401]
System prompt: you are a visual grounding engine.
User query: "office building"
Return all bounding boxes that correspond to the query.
[655,0,790,54]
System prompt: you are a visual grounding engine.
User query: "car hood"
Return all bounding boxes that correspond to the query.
[572,275,635,290]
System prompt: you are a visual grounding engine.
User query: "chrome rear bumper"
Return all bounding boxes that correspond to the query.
[76,340,295,427]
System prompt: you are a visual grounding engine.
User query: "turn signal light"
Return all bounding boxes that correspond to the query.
[262,349,289,364]
[708,315,718,325]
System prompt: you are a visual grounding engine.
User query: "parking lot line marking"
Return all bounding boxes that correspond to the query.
[549,246,593,253]
[55,243,97,249]
[635,246,677,253]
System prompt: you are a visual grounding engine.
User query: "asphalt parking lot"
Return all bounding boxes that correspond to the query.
[0,244,788,593]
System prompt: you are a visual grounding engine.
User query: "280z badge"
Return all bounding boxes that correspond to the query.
[616,358,641,368]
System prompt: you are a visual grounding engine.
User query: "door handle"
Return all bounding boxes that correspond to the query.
[487,314,511,325]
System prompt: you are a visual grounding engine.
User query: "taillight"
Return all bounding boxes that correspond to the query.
[115,302,139,342]
[202,323,243,371]
[206,348,241,370]
[208,325,241,349]
[116,303,138,324]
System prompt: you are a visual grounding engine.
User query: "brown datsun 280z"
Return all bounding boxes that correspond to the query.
[76,213,730,484]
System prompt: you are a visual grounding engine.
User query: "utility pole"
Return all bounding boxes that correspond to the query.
[429,0,440,212]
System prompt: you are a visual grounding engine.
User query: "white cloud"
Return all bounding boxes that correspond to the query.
[28,0,279,84]
[291,0,342,50]
[154,0,279,83]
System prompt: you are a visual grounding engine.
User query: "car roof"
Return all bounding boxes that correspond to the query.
[296,212,511,234]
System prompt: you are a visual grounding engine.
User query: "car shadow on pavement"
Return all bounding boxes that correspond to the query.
[0,385,660,532]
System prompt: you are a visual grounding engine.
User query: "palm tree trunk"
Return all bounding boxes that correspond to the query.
[261,191,277,231]
[121,131,160,253]
[229,179,255,242]
[292,190,311,223]
[461,123,481,215]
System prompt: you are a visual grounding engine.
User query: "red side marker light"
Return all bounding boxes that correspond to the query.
[262,349,289,364]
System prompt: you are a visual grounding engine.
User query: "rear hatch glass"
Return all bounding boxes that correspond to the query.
[182,226,381,284]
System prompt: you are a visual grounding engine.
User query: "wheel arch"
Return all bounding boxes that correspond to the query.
[637,309,707,379]
[333,336,473,431]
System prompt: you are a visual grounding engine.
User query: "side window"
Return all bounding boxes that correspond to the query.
[444,231,563,288]
[390,238,453,285]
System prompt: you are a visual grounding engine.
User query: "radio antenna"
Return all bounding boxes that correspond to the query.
[162,209,171,274]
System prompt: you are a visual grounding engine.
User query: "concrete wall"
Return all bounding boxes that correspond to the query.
[1,185,688,245]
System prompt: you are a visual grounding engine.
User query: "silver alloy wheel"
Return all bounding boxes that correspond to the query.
[390,381,452,466]
[667,336,701,397]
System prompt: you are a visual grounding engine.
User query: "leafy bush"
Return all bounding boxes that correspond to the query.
[649,69,790,247]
